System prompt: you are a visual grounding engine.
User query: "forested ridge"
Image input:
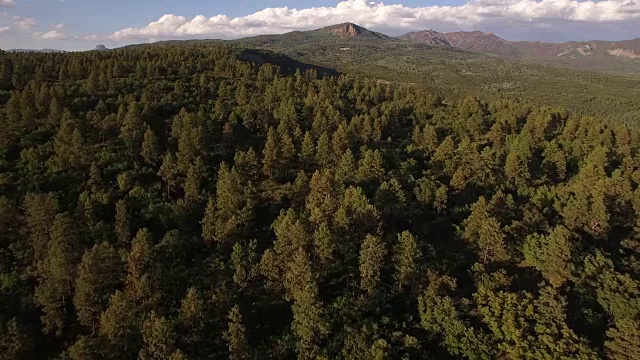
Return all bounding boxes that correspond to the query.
[0,44,640,360]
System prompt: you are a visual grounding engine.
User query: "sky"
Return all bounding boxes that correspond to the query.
[1,0,640,50]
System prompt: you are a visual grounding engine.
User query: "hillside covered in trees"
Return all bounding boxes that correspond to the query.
[0,44,640,360]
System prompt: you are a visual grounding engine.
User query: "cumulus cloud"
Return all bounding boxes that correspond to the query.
[0,0,14,7]
[34,23,65,40]
[87,0,640,43]
[15,17,36,30]
[0,26,9,34]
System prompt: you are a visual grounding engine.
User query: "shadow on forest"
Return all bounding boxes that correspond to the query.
[238,49,340,78]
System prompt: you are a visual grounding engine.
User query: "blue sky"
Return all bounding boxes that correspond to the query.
[1,0,639,50]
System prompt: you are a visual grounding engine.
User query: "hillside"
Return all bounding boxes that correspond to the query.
[228,25,640,124]
[1,42,640,360]
[445,31,525,59]
[400,29,640,75]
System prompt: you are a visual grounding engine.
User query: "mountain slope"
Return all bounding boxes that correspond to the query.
[318,22,390,39]
[512,38,640,59]
[398,30,450,46]
[399,29,640,75]
[443,31,526,59]
[227,23,640,122]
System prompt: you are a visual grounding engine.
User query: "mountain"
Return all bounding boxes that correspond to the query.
[8,48,65,53]
[94,44,109,51]
[512,38,640,59]
[399,29,640,74]
[441,31,526,58]
[398,30,450,46]
[316,22,389,39]
[400,30,524,58]
[227,23,640,122]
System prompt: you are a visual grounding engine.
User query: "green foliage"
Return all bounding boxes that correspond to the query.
[1,43,639,359]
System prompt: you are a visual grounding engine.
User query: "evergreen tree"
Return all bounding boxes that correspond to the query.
[315,132,332,169]
[360,234,386,295]
[115,199,131,245]
[141,126,161,165]
[286,247,329,359]
[34,213,83,335]
[74,242,123,330]
[262,127,279,177]
[300,131,316,167]
[120,101,146,156]
[224,305,250,360]
[393,231,421,290]
[523,226,573,287]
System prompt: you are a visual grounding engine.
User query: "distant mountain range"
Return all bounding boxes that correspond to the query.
[400,29,640,61]
[8,48,66,53]
[6,45,109,53]
[6,23,639,74]
[232,23,640,74]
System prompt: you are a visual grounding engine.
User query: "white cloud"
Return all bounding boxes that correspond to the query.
[34,24,65,40]
[87,0,640,42]
[16,17,36,30]
[0,26,9,34]
[0,0,14,8]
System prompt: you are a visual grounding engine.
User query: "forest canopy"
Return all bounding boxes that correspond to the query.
[0,44,640,359]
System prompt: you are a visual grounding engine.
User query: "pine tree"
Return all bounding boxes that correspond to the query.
[262,127,279,177]
[285,247,329,359]
[279,132,296,173]
[74,242,123,330]
[523,226,572,287]
[99,290,141,358]
[184,157,205,203]
[300,131,316,167]
[159,153,180,197]
[224,305,250,360]
[335,149,357,184]
[316,132,332,168]
[141,126,160,165]
[393,231,421,290]
[115,199,130,246]
[201,197,217,242]
[34,213,83,335]
[126,228,156,302]
[20,84,37,129]
[234,147,260,183]
[140,312,178,360]
[332,122,349,158]
[120,101,146,156]
[356,149,385,184]
[313,222,335,265]
[463,197,509,264]
[23,193,59,266]
[359,234,386,295]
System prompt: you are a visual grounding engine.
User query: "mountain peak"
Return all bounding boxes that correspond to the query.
[94,44,109,51]
[319,23,386,39]
[325,23,365,37]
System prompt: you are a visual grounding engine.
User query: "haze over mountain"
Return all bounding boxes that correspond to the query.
[7,48,65,53]
[400,29,640,62]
